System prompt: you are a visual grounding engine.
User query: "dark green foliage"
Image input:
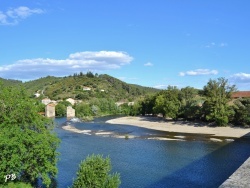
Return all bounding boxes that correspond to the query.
[55,100,72,117]
[119,103,139,116]
[55,103,67,117]
[74,98,120,120]
[75,93,89,100]
[0,182,32,188]
[233,99,250,126]
[72,154,121,188]
[75,103,92,118]
[23,76,61,96]
[138,95,156,115]
[0,78,22,87]
[36,102,46,113]
[86,71,95,78]
[202,78,236,126]
[153,86,180,119]
[22,73,158,101]
[178,87,202,120]
[0,85,60,187]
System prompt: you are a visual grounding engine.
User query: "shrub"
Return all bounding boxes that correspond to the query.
[72,154,121,188]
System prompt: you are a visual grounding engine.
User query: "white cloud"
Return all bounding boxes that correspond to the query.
[229,73,250,90]
[230,73,250,83]
[179,69,218,76]
[0,6,44,25]
[179,72,185,76]
[153,85,168,89]
[219,43,228,47]
[144,62,153,66]
[0,11,8,24]
[205,42,216,48]
[153,84,179,89]
[204,42,228,48]
[0,51,133,80]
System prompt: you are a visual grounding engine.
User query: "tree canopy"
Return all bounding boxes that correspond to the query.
[72,154,121,188]
[202,77,236,126]
[0,84,60,187]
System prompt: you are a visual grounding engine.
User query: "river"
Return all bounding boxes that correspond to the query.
[54,117,250,188]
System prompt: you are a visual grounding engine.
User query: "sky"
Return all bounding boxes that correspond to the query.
[0,0,250,90]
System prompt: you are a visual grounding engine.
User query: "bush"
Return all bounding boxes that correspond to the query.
[0,182,32,188]
[72,154,121,188]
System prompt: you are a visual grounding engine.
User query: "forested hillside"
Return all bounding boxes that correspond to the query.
[23,72,159,101]
[0,77,22,86]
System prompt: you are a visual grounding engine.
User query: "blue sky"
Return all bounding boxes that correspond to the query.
[0,1,250,90]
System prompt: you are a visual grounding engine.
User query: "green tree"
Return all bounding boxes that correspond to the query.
[178,87,202,120]
[139,95,156,116]
[153,86,180,119]
[233,99,250,126]
[75,103,92,118]
[0,85,60,187]
[0,182,32,188]
[202,77,236,126]
[72,154,121,188]
[153,94,166,116]
[86,71,95,78]
[55,103,67,117]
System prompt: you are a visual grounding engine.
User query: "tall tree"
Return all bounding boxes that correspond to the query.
[202,77,236,126]
[178,87,202,120]
[153,86,180,119]
[0,85,60,187]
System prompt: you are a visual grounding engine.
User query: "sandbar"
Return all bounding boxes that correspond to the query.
[106,116,250,138]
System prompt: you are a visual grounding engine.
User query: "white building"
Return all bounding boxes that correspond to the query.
[128,102,135,106]
[34,93,41,98]
[83,87,91,91]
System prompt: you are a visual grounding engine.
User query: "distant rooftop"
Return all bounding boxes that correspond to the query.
[232,91,250,98]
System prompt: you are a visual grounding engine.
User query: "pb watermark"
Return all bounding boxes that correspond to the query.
[4,174,16,182]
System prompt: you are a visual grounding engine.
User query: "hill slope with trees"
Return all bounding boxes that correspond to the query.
[22,72,159,101]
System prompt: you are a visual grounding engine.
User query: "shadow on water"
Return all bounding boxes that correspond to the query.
[146,132,250,188]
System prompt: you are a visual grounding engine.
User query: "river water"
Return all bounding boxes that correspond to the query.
[54,117,250,188]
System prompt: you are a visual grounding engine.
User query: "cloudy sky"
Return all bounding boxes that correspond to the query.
[0,1,250,90]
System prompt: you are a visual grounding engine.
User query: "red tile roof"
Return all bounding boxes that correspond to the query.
[232,91,250,98]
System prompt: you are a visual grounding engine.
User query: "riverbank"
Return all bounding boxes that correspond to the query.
[106,116,250,138]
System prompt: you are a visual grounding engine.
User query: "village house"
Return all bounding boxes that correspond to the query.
[115,102,125,106]
[83,86,91,91]
[34,93,41,98]
[231,91,250,99]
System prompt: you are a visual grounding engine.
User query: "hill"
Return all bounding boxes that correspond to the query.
[23,76,62,96]
[0,77,22,87]
[22,73,159,101]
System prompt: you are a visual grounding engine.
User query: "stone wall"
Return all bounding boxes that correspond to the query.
[67,106,75,118]
[45,104,55,117]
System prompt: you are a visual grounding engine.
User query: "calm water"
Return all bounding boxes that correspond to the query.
[54,117,250,188]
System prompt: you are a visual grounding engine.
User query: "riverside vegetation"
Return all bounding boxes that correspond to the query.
[0,83,120,188]
[0,73,250,187]
[1,73,250,125]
